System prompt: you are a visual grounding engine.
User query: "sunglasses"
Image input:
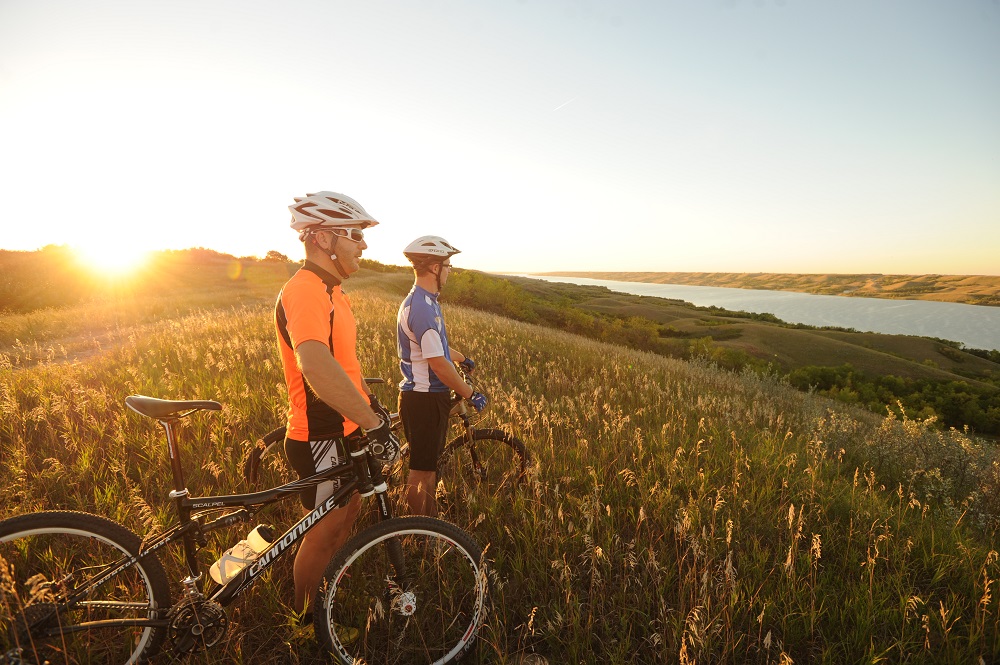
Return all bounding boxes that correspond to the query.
[328,228,365,243]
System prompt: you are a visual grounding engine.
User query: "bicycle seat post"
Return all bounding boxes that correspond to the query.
[158,417,189,500]
[158,416,205,580]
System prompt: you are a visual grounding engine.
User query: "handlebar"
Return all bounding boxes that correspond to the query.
[363,373,481,422]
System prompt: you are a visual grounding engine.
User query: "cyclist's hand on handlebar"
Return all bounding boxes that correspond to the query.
[459,357,475,375]
[364,418,401,463]
[468,391,488,413]
[368,392,392,424]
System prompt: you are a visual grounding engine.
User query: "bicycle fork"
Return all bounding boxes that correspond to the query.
[355,443,408,584]
[458,415,488,484]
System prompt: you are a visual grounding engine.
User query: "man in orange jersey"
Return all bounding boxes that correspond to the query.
[276,191,399,617]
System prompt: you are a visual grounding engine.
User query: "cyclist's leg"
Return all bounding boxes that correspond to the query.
[399,391,451,516]
[284,435,361,614]
[293,494,361,613]
[407,469,437,515]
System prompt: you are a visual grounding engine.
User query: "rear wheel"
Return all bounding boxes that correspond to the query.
[0,511,170,665]
[315,516,487,665]
[241,426,288,488]
[441,428,530,496]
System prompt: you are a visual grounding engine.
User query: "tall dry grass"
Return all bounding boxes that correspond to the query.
[1,277,998,663]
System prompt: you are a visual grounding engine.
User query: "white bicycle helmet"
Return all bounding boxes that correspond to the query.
[403,236,461,260]
[289,191,379,240]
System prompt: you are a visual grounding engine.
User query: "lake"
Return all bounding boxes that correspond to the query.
[516,275,1000,352]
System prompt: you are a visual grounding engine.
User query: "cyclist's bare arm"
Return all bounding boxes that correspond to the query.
[427,355,474,400]
[297,340,381,430]
[450,348,467,364]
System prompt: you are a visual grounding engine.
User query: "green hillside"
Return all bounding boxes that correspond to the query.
[442,273,1000,437]
[2,262,999,662]
[579,294,996,381]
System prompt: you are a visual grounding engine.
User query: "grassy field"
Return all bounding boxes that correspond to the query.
[537,272,1000,307]
[2,267,1000,663]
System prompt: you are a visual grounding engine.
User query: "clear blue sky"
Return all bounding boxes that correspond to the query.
[1,0,998,274]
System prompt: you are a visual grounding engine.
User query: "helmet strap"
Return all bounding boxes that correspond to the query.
[312,230,351,280]
[328,239,350,279]
[331,255,350,279]
[435,263,443,292]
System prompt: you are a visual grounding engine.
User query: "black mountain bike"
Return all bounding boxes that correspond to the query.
[244,375,530,496]
[0,395,488,665]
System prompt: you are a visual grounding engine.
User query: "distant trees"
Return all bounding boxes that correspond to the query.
[965,347,1000,364]
[264,250,291,262]
[358,258,406,273]
[446,271,538,321]
[788,363,1000,436]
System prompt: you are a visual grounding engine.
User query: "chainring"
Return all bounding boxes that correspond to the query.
[4,602,63,664]
[167,598,228,654]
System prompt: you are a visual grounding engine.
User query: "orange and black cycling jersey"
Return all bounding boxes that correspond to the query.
[275,261,369,441]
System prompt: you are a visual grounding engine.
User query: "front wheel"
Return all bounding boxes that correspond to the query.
[0,511,171,665]
[315,516,487,665]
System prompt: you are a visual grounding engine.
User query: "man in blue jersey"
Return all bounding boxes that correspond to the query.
[397,236,487,516]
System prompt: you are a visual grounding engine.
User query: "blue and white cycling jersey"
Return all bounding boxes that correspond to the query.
[397,285,451,392]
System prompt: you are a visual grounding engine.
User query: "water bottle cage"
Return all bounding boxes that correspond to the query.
[212,543,258,584]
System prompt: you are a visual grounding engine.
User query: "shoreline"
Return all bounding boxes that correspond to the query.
[531,272,1000,307]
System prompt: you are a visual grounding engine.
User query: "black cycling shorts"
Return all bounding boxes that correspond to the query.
[398,391,452,472]
[284,436,348,511]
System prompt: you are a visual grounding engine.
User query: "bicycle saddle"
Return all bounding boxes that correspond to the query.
[125,395,223,419]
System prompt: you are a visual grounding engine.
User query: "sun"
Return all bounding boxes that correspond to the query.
[72,240,151,276]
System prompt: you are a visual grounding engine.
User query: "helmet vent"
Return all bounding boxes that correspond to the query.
[318,208,351,219]
[294,202,321,220]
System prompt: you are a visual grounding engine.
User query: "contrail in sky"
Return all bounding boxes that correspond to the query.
[552,96,578,112]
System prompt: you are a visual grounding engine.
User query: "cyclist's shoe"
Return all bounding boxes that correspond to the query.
[288,611,314,644]
[290,612,360,646]
[332,623,361,645]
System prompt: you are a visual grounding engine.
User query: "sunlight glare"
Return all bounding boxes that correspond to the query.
[73,240,151,276]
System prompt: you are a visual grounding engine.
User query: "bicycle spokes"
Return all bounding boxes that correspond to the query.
[319,520,486,665]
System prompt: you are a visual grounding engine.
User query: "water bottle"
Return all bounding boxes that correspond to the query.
[210,524,275,584]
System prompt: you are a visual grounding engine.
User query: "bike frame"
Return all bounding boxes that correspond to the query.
[69,414,397,631]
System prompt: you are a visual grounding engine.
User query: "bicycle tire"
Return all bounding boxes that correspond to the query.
[242,426,286,486]
[442,428,530,495]
[314,516,487,665]
[0,511,171,665]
